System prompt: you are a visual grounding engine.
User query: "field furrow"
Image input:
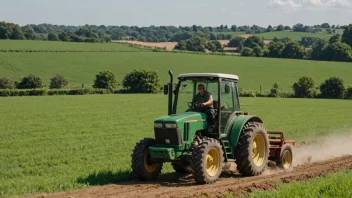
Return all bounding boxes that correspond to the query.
[22,155,352,198]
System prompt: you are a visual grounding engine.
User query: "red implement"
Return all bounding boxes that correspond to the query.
[267,131,295,169]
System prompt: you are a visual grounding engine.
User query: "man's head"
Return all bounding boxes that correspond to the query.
[198,84,205,96]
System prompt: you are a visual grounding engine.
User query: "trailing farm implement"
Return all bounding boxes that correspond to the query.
[131,70,295,184]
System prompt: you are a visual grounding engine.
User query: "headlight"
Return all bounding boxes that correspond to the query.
[154,123,162,128]
[165,123,177,128]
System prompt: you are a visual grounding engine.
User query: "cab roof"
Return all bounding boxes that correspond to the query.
[178,73,239,80]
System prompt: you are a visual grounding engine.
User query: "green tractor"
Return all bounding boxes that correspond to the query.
[131,71,295,184]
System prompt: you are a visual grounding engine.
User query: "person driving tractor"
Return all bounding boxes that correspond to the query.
[188,84,216,126]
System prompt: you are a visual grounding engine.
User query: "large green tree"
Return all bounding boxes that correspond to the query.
[342,24,352,47]
[228,37,245,47]
[268,42,285,58]
[243,36,264,48]
[281,41,305,59]
[323,42,352,62]
[93,70,117,89]
[292,76,316,98]
[320,77,346,99]
[122,69,161,93]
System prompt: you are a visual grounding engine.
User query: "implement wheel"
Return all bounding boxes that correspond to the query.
[131,138,163,181]
[276,144,293,170]
[191,138,224,184]
[235,122,270,176]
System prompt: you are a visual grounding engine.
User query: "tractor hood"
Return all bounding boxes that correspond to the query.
[154,112,206,125]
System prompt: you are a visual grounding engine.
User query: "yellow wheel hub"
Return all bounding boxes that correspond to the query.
[252,133,266,167]
[143,150,156,173]
[283,150,292,169]
[206,148,220,177]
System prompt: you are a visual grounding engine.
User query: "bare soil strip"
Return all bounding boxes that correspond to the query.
[25,155,352,198]
[112,40,177,50]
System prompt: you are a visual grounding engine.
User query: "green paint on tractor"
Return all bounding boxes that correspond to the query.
[131,70,295,184]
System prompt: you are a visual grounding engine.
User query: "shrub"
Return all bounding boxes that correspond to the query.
[268,83,278,97]
[292,76,316,98]
[0,77,14,89]
[319,77,346,99]
[346,86,352,99]
[93,70,117,89]
[0,89,46,97]
[16,74,43,89]
[49,74,68,89]
[241,47,254,56]
[239,90,258,97]
[122,69,161,93]
[252,46,264,57]
[228,37,245,47]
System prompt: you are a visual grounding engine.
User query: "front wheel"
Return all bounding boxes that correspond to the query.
[131,138,163,181]
[191,138,224,184]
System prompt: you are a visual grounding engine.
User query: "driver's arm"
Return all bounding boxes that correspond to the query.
[202,94,213,107]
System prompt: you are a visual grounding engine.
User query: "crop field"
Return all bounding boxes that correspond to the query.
[1,51,352,92]
[240,169,352,198]
[0,40,146,52]
[253,31,334,41]
[1,95,352,196]
[213,31,246,37]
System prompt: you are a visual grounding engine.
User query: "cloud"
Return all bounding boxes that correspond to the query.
[269,0,300,9]
[268,0,352,10]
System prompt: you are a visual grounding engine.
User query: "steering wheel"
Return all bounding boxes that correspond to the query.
[188,102,203,109]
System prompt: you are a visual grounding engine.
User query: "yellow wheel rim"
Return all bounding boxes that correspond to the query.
[252,133,266,167]
[206,148,220,177]
[283,150,292,169]
[143,150,156,173]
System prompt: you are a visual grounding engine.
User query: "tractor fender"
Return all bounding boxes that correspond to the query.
[228,115,263,148]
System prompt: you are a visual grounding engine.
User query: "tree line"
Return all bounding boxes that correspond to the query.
[1,71,351,100]
[0,21,346,43]
[242,76,352,100]
[0,69,162,96]
[176,24,352,62]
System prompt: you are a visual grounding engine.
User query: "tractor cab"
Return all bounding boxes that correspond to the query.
[163,71,241,137]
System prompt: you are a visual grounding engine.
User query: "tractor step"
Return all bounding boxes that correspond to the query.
[221,139,233,159]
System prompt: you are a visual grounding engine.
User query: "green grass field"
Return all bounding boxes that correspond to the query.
[0,40,146,52]
[254,31,334,41]
[1,52,352,92]
[213,31,246,37]
[237,169,352,198]
[0,95,351,196]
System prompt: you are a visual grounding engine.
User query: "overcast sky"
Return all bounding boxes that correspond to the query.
[1,0,351,27]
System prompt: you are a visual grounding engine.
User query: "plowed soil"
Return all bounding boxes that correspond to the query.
[25,155,352,198]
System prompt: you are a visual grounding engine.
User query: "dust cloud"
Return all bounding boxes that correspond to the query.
[293,132,352,166]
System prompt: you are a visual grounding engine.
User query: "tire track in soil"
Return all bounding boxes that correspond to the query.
[24,155,352,198]
[0,58,25,77]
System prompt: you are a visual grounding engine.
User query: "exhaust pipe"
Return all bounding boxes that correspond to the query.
[168,70,173,115]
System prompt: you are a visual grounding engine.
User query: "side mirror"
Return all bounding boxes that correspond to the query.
[164,84,169,95]
[225,85,230,93]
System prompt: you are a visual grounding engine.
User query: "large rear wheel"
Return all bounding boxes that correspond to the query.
[131,138,163,181]
[191,138,224,184]
[235,122,269,176]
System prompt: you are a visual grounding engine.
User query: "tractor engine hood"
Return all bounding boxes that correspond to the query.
[152,112,207,149]
[154,111,206,127]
